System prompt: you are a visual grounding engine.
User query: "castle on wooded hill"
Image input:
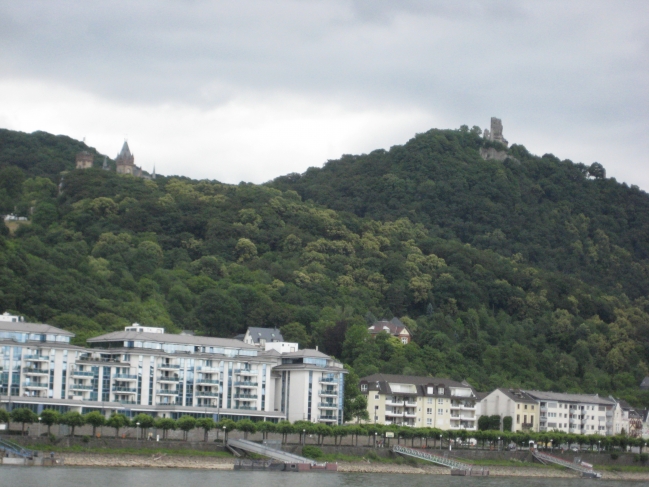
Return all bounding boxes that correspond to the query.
[480,117,510,161]
[75,141,155,179]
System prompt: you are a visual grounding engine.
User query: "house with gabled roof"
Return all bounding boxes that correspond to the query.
[367,317,411,344]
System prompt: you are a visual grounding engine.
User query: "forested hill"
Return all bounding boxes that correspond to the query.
[0,126,648,407]
[271,127,649,299]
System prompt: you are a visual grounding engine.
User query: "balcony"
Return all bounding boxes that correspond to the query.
[22,382,47,388]
[450,401,476,410]
[319,378,337,384]
[23,368,49,375]
[235,406,257,410]
[197,366,219,373]
[70,384,94,390]
[156,402,178,406]
[112,387,137,393]
[234,369,257,375]
[195,379,220,385]
[319,390,337,397]
[385,399,405,407]
[158,363,181,369]
[234,394,257,399]
[385,410,404,417]
[115,400,137,405]
[404,411,417,418]
[113,374,138,380]
[157,389,177,395]
[194,391,220,397]
[234,381,258,387]
[318,415,337,422]
[158,375,180,382]
[23,355,49,361]
[606,410,613,417]
[318,402,338,409]
[71,371,94,377]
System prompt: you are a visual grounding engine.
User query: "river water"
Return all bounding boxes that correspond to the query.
[1,469,646,487]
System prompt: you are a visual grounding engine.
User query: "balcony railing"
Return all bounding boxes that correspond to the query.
[319,390,337,397]
[318,402,338,409]
[235,406,257,410]
[158,375,180,382]
[234,381,258,387]
[319,378,337,383]
[158,364,181,369]
[72,371,94,377]
[234,394,257,399]
[318,415,337,422]
[23,355,49,361]
[194,391,220,397]
[385,400,405,407]
[113,374,138,380]
[234,369,257,375]
[70,384,94,390]
[23,368,49,374]
[156,390,177,395]
[112,387,137,393]
[195,379,220,384]
[116,400,137,405]
[156,402,178,406]
[22,382,47,388]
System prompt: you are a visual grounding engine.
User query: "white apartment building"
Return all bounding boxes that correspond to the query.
[479,388,622,436]
[0,316,345,423]
[360,374,478,430]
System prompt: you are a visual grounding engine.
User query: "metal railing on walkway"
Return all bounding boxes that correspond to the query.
[227,438,312,464]
[0,437,35,458]
[392,445,474,471]
[532,450,601,477]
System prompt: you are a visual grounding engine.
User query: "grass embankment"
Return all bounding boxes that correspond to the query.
[38,444,234,457]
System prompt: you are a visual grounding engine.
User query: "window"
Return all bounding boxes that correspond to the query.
[438,387,444,395]
[427,386,433,394]
[361,384,367,392]
[517,414,520,424]
[427,397,433,404]
[517,404,520,409]
[438,408,444,415]
[531,405,534,410]
[427,408,433,415]
[374,394,379,400]
[401,337,408,345]
[438,398,443,404]
[524,405,528,410]
[426,418,432,425]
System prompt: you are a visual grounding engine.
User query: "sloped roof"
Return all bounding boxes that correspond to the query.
[280,349,329,359]
[0,320,74,337]
[360,373,474,397]
[119,141,131,157]
[525,390,615,405]
[368,318,409,336]
[640,376,649,388]
[245,327,283,344]
[88,330,257,349]
[494,388,537,404]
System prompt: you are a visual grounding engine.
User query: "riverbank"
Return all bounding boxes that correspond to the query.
[56,452,649,480]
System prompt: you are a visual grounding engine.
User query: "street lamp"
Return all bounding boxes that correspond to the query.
[38,417,41,438]
[136,422,140,441]
[498,436,500,451]
[374,431,377,448]
[598,440,601,453]
[223,426,227,444]
[439,434,442,450]
[303,429,306,445]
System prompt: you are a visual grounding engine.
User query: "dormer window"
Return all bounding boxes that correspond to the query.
[361,383,368,392]
[438,387,444,395]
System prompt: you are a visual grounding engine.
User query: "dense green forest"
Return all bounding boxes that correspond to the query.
[0,126,648,407]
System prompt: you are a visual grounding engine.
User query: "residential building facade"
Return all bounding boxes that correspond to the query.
[0,315,344,423]
[480,388,539,432]
[359,373,477,430]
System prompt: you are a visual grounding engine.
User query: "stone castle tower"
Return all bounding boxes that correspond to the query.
[75,151,93,169]
[483,117,508,147]
[115,141,136,175]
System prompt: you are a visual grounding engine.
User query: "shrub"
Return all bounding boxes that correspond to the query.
[610,453,619,460]
[81,435,90,443]
[366,450,379,460]
[634,453,648,464]
[302,445,323,459]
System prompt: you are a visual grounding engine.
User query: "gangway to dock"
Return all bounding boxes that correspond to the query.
[0,437,35,459]
[227,438,313,464]
[532,450,601,478]
[392,445,488,476]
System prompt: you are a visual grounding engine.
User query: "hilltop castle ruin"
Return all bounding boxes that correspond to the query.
[75,141,155,179]
[480,117,510,161]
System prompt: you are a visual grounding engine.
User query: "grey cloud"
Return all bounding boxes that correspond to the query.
[0,0,648,185]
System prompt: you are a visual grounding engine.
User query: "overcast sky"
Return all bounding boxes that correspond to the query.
[0,1,647,188]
